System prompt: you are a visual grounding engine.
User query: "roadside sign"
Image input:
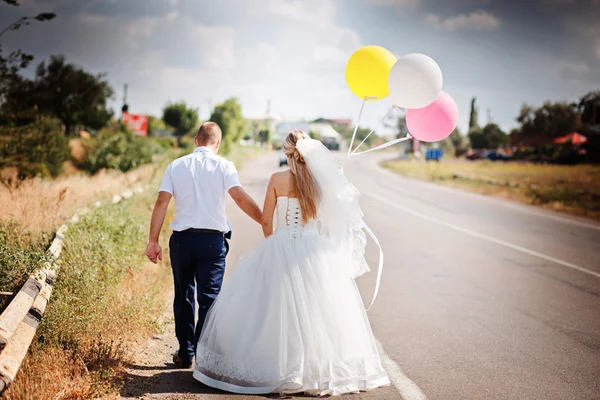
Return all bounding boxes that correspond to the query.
[122,112,148,137]
[426,148,443,161]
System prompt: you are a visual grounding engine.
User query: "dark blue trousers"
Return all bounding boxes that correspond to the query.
[169,230,227,361]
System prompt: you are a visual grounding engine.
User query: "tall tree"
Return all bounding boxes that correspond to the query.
[578,90,600,127]
[162,100,199,145]
[209,97,245,154]
[468,123,508,149]
[31,55,113,133]
[513,102,577,146]
[0,1,56,107]
[468,97,479,132]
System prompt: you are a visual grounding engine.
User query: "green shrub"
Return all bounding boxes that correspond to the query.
[0,221,49,311]
[150,136,177,151]
[0,117,70,179]
[85,125,154,174]
[180,136,195,153]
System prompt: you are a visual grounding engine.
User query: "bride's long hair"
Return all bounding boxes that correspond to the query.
[283,130,319,223]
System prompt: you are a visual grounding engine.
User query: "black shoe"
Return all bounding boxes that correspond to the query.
[172,352,193,368]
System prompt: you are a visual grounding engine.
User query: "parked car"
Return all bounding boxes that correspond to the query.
[466,149,511,161]
[279,151,288,167]
[465,150,484,160]
[484,150,511,161]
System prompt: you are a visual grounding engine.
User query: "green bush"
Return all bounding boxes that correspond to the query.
[0,221,49,312]
[85,125,155,174]
[0,117,70,179]
[150,136,177,151]
[180,136,195,153]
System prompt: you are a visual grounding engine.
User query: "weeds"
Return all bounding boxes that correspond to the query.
[3,190,172,400]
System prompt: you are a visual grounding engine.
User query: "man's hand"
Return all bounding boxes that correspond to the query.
[228,186,262,224]
[146,242,163,264]
[147,191,171,263]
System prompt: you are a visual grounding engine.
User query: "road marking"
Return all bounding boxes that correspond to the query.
[375,338,428,400]
[373,161,600,232]
[367,192,600,280]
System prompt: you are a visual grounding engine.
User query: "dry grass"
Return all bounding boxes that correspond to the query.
[3,191,173,400]
[383,159,600,220]
[0,164,158,245]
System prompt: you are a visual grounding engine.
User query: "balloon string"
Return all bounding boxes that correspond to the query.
[351,133,412,156]
[348,97,376,155]
[350,105,397,156]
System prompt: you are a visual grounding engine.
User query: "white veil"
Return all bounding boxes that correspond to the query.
[296,138,383,310]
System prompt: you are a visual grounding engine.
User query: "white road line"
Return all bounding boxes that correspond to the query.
[373,161,600,232]
[367,192,600,280]
[375,338,428,400]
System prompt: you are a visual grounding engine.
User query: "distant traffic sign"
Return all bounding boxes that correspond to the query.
[425,148,443,161]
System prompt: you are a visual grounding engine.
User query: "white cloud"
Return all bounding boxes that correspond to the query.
[425,10,501,30]
[560,61,590,78]
[565,18,600,61]
[187,24,236,69]
[313,46,347,64]
[265,0,336,28]
[362,0,418,5]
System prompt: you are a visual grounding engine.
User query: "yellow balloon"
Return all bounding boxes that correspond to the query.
[345,45,396,101]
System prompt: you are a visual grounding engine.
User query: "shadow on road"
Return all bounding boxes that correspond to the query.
[119,366,297,399]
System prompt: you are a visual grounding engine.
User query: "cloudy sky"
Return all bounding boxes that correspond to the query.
[1,0,599,134]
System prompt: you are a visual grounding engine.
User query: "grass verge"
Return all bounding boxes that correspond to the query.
[3,188,173,399]
[382,159,600,221]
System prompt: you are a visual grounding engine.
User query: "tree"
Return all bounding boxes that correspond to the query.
[32,56,114,133]
[162,101,199,146]
[0,1,56,107]
[258,129,271,144]
[442,127,467,156]
[209,97,244,154]
[468,123,508,149]
[1,56,114,131]
[578,90,600,127]
[468,97,479,132]
[449,127,464,149]
[512,102,577,146]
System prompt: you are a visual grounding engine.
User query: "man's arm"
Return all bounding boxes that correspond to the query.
[146,191,172,263]
[228,186,262,224]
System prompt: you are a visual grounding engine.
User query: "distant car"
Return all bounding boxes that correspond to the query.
[465,150,484,160]
[484,150,511,161]
[279,151,288,167]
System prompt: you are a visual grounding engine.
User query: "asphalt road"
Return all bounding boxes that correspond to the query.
[122,151,600,400]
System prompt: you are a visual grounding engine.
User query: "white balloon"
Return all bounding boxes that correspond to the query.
[388,53,443,109]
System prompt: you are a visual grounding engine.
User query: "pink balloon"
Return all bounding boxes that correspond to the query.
[406,91,458,142]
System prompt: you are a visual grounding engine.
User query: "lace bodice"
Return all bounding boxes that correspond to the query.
[275,196,319,238]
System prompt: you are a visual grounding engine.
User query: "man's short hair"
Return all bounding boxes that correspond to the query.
[196,122,222,145]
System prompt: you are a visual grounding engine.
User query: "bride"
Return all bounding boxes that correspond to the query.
[193,130,390,396]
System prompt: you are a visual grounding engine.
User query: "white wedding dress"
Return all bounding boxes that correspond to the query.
[193,195,390,396]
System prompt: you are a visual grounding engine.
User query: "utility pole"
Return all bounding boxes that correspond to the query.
[487,108,492,125]
[121,83,129,116]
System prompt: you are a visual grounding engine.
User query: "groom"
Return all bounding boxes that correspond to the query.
[146,122,262,368]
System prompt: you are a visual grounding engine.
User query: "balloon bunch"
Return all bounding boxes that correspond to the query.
[345,45,458,156]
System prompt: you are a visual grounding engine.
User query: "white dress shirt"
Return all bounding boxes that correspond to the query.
[158,146,241,232]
